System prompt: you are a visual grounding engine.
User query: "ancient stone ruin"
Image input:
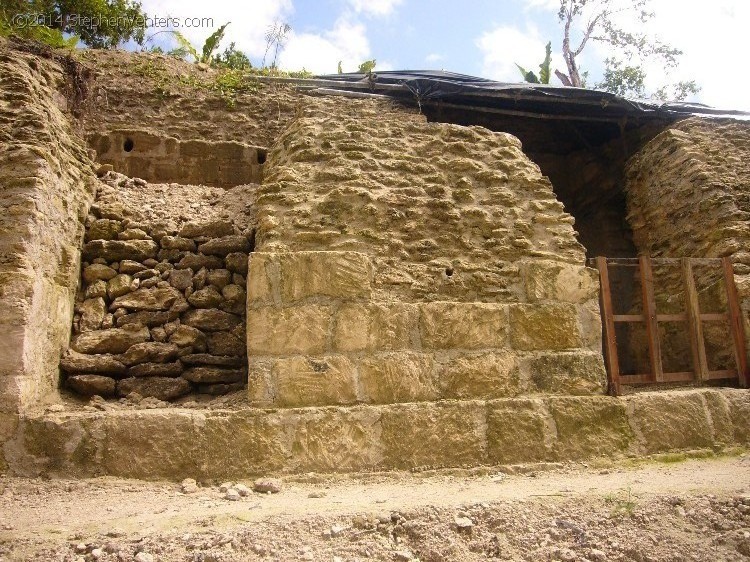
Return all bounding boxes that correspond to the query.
[2,39,750,479]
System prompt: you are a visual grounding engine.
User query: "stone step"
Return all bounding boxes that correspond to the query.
[4,388,749,480]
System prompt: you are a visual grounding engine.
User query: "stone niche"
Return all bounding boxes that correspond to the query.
[88,129,266,188]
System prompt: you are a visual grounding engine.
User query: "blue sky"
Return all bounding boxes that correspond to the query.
[139,0,750,111]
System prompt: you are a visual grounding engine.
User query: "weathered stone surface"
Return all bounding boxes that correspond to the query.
[128,361,184,377]
[175,253,224,270]
[281,252,372,302]
[107,274,133,299]
[509,304,582,351]
[87,219,121,241]
[72,325,150,354]
[182,309,242,332]
[168,325,207,348]
[110,287,184,311]
[524,261,599,304]
[207,269,232,289]
[628,392,714,453]
[198,235,250,256]
[420,303,507,350]
[439,352,521,399]
[188,286,224,308]
[85,280,108,299]
[333,304,417,352]
[179,220,234,238]
[168,268,193,291]
[60,350,127,376]
[119,260,148,274]
[66,375,117,397]
[117,377,192,400]
[115,310,178,328]
[546,397,632,460]
[224,252,248,274]
[180,354,244,367]
[206,331,245,356]
[119,342,179,366]
[264,356,356,407]
[248,305,329,355]
[79,298,106,332]
[118,228,150,240]
[381,402,486,468]
[160,236,196,251]
[526,352,606,396]
[487,399,551,463]
[82,239,158,262]
[359,353,437,404]
[182,367,245,384]
[82,264,117,284]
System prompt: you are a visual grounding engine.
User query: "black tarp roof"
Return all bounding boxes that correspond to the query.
[312,70,750,122]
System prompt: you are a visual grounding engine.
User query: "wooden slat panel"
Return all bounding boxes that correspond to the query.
[596,257,620,396]
[700,313,729,322]
[682,258,708,382]
[613,314,645,322]
[706,369,738,380]
[621,372,694,385]
[640,256,663,382]
[590,257,723,266]
[723,258,749,388]
[657,314,687,322]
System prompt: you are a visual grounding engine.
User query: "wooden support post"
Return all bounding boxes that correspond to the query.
[596,257,621,396]
[639,256,664,382]
[722,257,749,388]
[682,258,709,382]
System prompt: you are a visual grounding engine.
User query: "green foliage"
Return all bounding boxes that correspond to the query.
[201,22,229,64]
[555,0,700,101]
[1,0,146,48]
[337,60,343,74]
[169,30,199,61]
[358,59,376,73]
[213,41,251,70]
[604,486,637,518]
[516,42,552,84]
[169,22,230,65]
[263,21,291,69]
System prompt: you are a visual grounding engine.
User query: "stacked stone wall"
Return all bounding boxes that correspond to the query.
[62,199,251,401]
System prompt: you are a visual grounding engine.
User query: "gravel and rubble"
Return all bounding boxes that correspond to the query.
[1,456,750,561]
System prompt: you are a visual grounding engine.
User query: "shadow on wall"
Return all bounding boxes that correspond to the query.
[89,129,267,188]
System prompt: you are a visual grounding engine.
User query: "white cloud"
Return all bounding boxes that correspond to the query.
[425,53,443,64]
[139,0,292,60]
[279,17,371,74]
[521,0,559,11]
[477,24,565,84]
[346,0,403,17]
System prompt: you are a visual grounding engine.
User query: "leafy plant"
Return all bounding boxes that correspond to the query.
[213,41,251,70]
[516,41,552,84]
[604,486,638,517]
[337,60,343,74]
[358,59,376,73]
[262,21,291,69]
[169,22,230,65]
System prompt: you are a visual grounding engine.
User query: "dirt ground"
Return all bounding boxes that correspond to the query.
[2,454,750,561]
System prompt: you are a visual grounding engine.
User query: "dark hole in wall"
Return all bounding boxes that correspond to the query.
[123,138,134,152]
[257,149,267,165]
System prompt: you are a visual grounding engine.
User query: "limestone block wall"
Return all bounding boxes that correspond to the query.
[0,43,95,451]
[62,203,251,402]
[88,130,265,188]
[246,251,605,408]
[625,117,750,363]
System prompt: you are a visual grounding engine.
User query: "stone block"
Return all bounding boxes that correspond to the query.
[359,352,437,404]
[702,390,734,445]
[279,251,372,302]
[723,389,750,444]
[509,304,582,351]
[525,351,606,395]
[628,391,714,454]
[420,302,508,350]
[380,402,486,468]
[486,399,552,463]
[523,260,599,304]
[270,355,356,407]
[287,407,384,472]
[439,352,521,399]
[546,396,632,460]
[103,411,200,478]
[333,303,417,352]
[247,253,278,305]
[72,325,150,355]
[247,305,330,356]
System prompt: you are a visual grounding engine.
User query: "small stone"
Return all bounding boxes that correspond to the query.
[119,342,179,366]
[90,548,103,559]
[330,524,346,537]
[79,297,106,332]
[225,489,241,501]
[60,350,127,375]
[188,286,224,308]
[219,482,234,492]
[224,252,248,274]
[553,548,577,562]
[234,483,250,497]
[181,478,199,494]
[87,218,121,241]
[117,377,191,401]
[116,310,178,328]
[96,164,113,177]
[134,553,154,562]
[206,269,232,289]
[128,361,183,377]
[82,239,158,262]
[151,326,167,342]
[118,260,148,274]
[107,274,133,299]
[110,286,185,312]
[394,551,414,562]
[85,280,108,299]
[67,375,116,397]
[182,366,245,384]
[179,220,234,238]
[168,325,206,348]
[72,325,150,354]
[198,235,250,256]
[161,236,196,251]
[308,491,327,499]
[133,269,160,281]
[206,331,245,357]
[253,478,282,494]
[176,253,224,271]
[168,268,193,291]
[118,228,150,241]
[83,263,117,284]
[454,515,474,531]
[182,309,241,331]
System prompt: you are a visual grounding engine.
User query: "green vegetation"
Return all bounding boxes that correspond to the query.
[604,486,638,517]
[553,0,699,100]
[516,41,552,84]
[0,0,146,48]
[358,59,376,73]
